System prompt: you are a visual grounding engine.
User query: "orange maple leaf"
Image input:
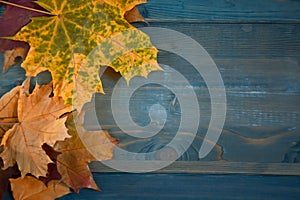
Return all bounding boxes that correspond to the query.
[0,79,72,178]
[10,176,70,200]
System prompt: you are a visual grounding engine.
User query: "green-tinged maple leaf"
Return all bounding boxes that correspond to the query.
[0,0,143,73]
[103,0,147,12]
[12,0,161,110]
[0,79,72,178]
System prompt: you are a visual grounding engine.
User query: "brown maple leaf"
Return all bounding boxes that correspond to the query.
[54,105,117,193]
[125,6,146,23]
[3,47,28,73]
[39,144,61,186]
[0,83,21,139]
[10,176,70,200]
[0,79,72,178]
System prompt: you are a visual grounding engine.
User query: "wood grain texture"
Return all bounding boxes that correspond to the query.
[4,173,300,199]
[1,24,300,164]
[6,173,300,200]
[81,23,300,163]
[50,174,300,200]
[139,0,300,22]
[1,0,300,170]
[89,161,300,175]
[1,1,300,199]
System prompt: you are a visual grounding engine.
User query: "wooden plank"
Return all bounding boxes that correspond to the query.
[82,124,300,163]
[89,78,300,128]
[146,23,300,59]
[89,92,293,164]
[45,173,300,199]
[0,53,26,96]
[139,0,300,22]
[4,173,300,199]
[89,161,300,175]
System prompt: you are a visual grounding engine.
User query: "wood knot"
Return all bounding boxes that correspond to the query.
[156,147,178,161]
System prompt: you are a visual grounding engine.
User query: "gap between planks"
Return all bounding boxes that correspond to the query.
[89,161,300,176]
[144,19,300,24]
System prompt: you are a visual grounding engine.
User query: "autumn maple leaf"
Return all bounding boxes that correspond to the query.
[0,79,72,178]
[54,131,100,193]
[4,0,161,111]
[0,84,20,139]
[39,144,62,186]
[2,47,28,73]
[10,176,70,200]
[53,107,117,192]
[0,0,146,73]
[125,6,146,23]
[0,84,22,199]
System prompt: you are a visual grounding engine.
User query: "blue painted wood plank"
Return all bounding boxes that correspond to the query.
[140,0,300,22]
[0,54,25,96]
[6,173,300,200]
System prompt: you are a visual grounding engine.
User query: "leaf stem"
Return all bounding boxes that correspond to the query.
[0,0,54,16]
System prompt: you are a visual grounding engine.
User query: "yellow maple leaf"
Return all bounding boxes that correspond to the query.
[12,0,161,110]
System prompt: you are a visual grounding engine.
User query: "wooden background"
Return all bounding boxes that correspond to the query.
[85,0,300,164]
[1,0,300,199]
